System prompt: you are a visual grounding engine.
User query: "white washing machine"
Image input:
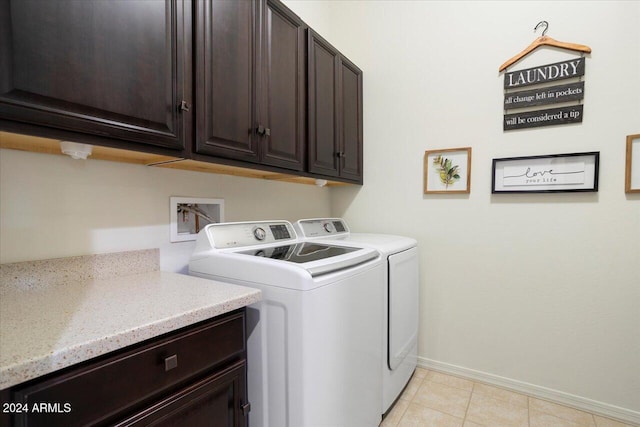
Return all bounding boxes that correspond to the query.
[189,221,385,427]
[295,218,419,415]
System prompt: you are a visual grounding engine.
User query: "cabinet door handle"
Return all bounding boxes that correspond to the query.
[256,126,271,136]
[164,354,178,372]
[241,402,251,415]
[335,151,345,158]
[179,100,190,112]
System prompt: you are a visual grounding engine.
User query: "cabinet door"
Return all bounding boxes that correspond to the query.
[195,0,259,163]
[338,57,363,182]
[260,0,306,171]
[117,361,248,427]
[307,29,340,178]
[0,0,189,151]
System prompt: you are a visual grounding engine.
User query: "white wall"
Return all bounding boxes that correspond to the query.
[286,0,640,419]
[0,149,331,272]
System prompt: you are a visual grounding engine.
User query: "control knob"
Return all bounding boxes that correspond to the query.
[253,227,267,241]
[323,222,335,233]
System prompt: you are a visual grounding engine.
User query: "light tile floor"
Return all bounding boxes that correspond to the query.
[380,368,637,427]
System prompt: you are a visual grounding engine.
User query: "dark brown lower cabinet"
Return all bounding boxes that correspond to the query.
[4,309,248,427]
[116,361,247,427]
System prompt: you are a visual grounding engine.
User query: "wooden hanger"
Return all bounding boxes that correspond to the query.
[499,21,591,72]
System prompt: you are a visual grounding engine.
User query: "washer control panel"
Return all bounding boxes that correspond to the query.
[295,218,349,238]
[206,221,297,248]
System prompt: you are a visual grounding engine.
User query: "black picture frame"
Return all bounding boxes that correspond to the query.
[492,152,599,194]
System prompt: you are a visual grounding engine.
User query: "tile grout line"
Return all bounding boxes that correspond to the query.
[409,375,474,423]
[463,382,476,425]
[394,400,409,427]
[404,372,429,425]
[396,373,424,426]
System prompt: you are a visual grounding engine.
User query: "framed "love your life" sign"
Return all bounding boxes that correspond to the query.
[492,152,599,193]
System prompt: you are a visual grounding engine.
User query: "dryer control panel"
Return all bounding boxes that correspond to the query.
[205,221,297,249]
[295,218,350,238]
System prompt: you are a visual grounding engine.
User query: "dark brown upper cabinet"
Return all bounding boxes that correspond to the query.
[0,0,191,154]
[194,0,306,172]
[0,0,363,185]
[308,29,363,183]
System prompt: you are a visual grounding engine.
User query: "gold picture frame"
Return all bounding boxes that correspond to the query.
[424,147,472,194]
[625,134,640,193]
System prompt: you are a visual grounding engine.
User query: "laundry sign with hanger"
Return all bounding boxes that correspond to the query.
[500,21,591,131]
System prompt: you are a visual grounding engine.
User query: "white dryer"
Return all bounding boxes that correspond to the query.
[189,221,384,427]
[295,218,419,415]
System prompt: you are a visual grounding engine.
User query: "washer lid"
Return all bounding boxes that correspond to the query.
[236,242,377,277]
[191,221,381,279]
[237,242,358,263]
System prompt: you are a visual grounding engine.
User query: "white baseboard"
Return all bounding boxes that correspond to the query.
[417,357,640,426]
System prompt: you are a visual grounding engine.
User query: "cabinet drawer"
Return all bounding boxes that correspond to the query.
[13,311,245,427]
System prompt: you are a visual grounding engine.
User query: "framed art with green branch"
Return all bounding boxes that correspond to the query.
[424,147,472,194]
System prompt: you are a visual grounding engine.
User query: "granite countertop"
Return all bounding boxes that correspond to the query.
[0,250,261,390]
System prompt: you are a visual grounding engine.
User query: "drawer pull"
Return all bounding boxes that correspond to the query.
[164,354,178,372]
